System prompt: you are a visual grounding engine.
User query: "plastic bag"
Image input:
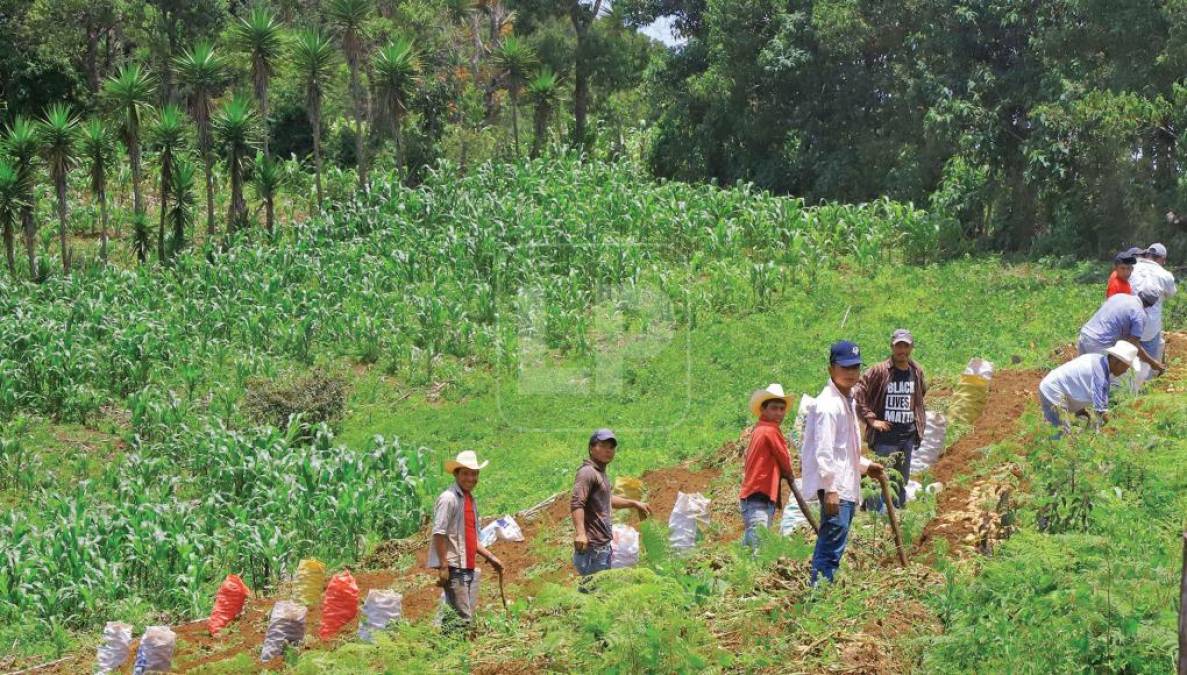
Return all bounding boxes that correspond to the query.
[132,626,176,675]
[95,621,133,674]
[610,524,639,568]
[613,476,643,501]
[949,358,994,425]
[208,573,252,636]
[296,558,326,606]
[479,515,525,548]
[318,570,360,640]
[358,589,402,642]
[909,411,948,476]
[668,492,710,554]
[260,601,307,662]
[779,479,817,534]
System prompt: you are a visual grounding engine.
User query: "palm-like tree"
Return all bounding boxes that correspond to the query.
[5,118,41,279]
[168,156,197,255]
[372,37,420,177]
[230,4,285,158]
[213,93,261,235]
[493,35,536,158]
[325,0,373,191]
[79,119,116,263]
[174,41,229,239]
[149,104,189,262]
[250,151,282,235]
[102,64,156,224]
[526,68,560,160]
[290,29,338,210]
[39,104,80,272]
[0,159,26,277]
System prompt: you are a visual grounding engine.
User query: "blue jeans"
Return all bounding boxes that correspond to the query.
[864,437,916,512]
[740,494,776,550]
[811,493,856,585]
[573,542,612,577]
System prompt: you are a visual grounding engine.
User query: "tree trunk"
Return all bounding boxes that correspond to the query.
[531,103,549,160]
[348,55,369,193]
[55,174,70,272]
[510,91,520,158]
[265,194,274,235]
[98,182,108,264]
[228,153,245,234]
[21,206,37,281]
[255,59,270,159]
[130,126,143,217]
[311,104,323,209]
[203,146,215,238]
[157,155,171,262]
[2,219,14,277]
[569,1,601,150]
[86,21,101,95]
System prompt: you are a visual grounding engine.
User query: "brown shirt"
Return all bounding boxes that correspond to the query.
[570,458,613,547]
[853,358,927,446]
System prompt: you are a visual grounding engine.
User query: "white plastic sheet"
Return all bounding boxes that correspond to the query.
[610,523,639,568]
[668,492,710,554]
[358,589,402,642]
[259,601,307,661]
[132,626,176,675]
[479,515,525,548]
[96,621,133,674]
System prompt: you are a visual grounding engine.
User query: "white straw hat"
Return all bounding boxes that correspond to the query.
[1105,341,1139,369]
[748,383,794,417]
[444,450,488,474]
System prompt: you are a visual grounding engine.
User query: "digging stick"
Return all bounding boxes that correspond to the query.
[784,476,819,535]
[878,474,908,567]
[497,568,509,612]
[1179,531,1186,675]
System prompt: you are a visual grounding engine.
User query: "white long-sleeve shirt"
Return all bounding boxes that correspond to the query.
[801,378,871,504]
[1038,353,1110,414]
[1129,258,1177,341]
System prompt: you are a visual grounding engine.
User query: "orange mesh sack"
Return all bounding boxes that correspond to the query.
[318,570,360,640]
[208,574,252,636]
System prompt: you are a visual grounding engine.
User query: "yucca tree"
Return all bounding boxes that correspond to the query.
[290,29,337,210]
[168,156,197,255]
[79,119,116,263]
[39,104,80,272]
[372,37,420,177]
[174,41,229,239]
[149,104,189,262]
[325,0,373,191]
[0,159,25,277]
[230,4,285,158]
[102,64,156,223]
[493,35,536,158]
[5,118,41,279]
[250,151,282,235]
[213,94,261,234]
[526,68,559,160]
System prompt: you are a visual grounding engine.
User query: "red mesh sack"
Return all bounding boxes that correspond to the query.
[318,570,360,640]
[208,574,251,636]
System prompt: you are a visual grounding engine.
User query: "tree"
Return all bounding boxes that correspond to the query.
[5,118,41,280]
[0,158,25,277]
[173,40,228,239]
[213,93,260,235]
[371,37,420,177]
[79,118,116,263]
[526,67,559,159]
[250,151,282,235]
[290,29,337,210]
[102,63,156,234]
[568,0,605,149]
[325,0,373,191]
[167,155,196,254]
[149,104,189,261]
[493,35,537,158]
[39,103,80,272]
[230,3,285,158]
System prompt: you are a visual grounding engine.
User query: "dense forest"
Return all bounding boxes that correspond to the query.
[1,0,1186,275]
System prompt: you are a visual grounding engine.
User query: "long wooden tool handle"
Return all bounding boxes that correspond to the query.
[787,477,820,535]
[497,569,509,611]
[879,475,908,567]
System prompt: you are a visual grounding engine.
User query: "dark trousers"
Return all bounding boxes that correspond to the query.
[863,436,917,512]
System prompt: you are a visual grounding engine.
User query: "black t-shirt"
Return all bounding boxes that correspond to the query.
[876,366,917,445]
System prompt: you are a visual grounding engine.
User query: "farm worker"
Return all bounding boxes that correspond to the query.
[1076,290,1164,373]
[428,450,504,632]
[853,329,927,512]
[1106,249,1138,298]
[801,341,885,585]
[1038,341,1138,436]
[571,429,651,577]
[739,383,797,551]
[1128,243,1177,364]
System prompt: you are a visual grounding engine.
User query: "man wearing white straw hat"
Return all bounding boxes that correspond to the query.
[429,450,504,632]
[1038,341,1139,437]
[739,383,797,550]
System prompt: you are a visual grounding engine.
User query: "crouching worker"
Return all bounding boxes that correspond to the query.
[802,341,884,585]
[1038,341,1138,437]
[571,429,651,578]
[429,451,504,634]
[739,383,796,551]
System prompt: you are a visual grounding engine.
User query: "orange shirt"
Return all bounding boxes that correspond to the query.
[1107,272,1132,298]
[739,420,794,504]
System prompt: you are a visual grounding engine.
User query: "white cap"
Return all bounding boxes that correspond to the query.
[1105,341,1139,368]
[1147,242,1168,258]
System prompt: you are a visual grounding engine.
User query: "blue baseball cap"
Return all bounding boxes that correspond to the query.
[589,428,617,446]
[829,340,863,367]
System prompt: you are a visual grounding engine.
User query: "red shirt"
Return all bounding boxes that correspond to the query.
[463,493,477,569]
[1107,272,1131,298]
[739,420,795,504]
